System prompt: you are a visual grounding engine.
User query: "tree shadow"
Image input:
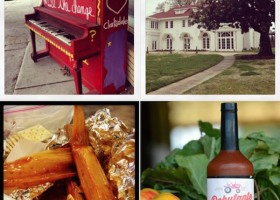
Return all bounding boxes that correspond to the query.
[236,54,275,60]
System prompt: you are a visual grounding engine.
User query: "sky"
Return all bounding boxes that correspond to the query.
[145,0,165,16]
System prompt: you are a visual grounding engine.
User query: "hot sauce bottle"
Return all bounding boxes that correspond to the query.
[207,103,254,200]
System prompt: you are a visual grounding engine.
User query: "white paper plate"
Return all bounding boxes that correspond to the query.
[4,194,14,200]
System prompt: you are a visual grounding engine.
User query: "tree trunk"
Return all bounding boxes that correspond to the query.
[258,31,274,58]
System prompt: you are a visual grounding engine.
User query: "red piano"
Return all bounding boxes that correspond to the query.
[25,0,129,94]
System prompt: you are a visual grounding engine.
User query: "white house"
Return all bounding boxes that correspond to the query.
[146,5,260,52]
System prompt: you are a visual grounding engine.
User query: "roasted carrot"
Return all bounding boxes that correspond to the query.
[4,147,76,192]
[70,106,116,200]
[67,179,85,200]
[72,146,115,200]
[70,106,89,146]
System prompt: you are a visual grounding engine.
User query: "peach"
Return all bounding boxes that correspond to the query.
[140,188,160,200]
[153,192,180,200]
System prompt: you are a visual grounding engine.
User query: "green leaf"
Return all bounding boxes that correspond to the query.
[248,132,280,154]
[255,170,280,200]
[141,166,206,199]
[214,137,221,155]
[175,154,208,196]
[268,167,280,186]
[200,135,217,160]
[141,167,190,188]
[256,140,269,151]
[181,140,204,156]
[172,185,206,200]
[250,152,279,172]
[158,148,182,168]
[239,138,258,158]
[198,120,220,138]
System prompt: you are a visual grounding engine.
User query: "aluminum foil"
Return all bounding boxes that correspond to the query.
[86,108,135,200]
[45,126,70,150]
[9,183,53,200]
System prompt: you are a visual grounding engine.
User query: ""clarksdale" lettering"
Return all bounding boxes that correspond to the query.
[103,16,128,29]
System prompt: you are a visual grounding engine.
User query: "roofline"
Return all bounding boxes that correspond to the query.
[146,16,192,21]
[147,5,198,17]
[146,17,160,20]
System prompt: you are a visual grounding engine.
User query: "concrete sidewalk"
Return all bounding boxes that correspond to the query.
[148,55,236,95]
[13,40,83,94]
[4,0,39,94]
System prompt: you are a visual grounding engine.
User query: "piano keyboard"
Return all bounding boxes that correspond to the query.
[29,19,75,45]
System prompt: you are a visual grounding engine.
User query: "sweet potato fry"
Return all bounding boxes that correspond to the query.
[4,147,76,192]
[70,106,89,146]
[72,146,115,200]
[70,106,116,200]
[67,179,85,200]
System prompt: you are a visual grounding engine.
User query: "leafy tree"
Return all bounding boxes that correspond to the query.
[167,0,198,7]
[193,0,275,57]
[155,0,198,11]
[155,2,165,13]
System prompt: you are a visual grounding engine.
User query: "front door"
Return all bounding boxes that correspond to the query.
[218,32,234,50]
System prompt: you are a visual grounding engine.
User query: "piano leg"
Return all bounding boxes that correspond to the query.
[30,30,38,62]
[73,60,83,94]
[30,30,49,62]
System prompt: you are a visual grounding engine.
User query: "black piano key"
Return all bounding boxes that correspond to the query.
[65,34,75,40]
[28,18,76,45]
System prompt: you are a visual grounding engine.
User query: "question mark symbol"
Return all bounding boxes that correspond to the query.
[90,30,96,42]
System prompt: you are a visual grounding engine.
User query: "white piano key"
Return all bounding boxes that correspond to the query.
[28,19,74,46]
[56,35,71,45]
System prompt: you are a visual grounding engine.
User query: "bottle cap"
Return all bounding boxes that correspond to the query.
[221,102,237,112]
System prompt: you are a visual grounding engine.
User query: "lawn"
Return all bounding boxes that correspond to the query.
[185,55,275,94]
[146,53,224,93]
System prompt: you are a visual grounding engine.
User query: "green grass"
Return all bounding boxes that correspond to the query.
[146,54,224,92]
[236,64,255,71]
[240,71,261,76]
[255,61,266,65]
[185,55,275,94]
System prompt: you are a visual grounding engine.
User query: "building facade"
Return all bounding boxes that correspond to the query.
[146,5,260,52]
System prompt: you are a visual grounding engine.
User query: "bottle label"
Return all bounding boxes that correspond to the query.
[207,178,254,200]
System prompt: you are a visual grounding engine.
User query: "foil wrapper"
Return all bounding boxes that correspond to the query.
[86,109,135,200]
[9,183,53,200]
[45,127,70,150]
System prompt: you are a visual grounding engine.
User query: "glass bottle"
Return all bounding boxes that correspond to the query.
[207,103,254,200]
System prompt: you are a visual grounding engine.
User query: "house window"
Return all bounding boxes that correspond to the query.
[170,21,173,28]
[202,33,210,49]
[188,19,192,27]
[151,21,158,29]
[152,40,157,50]
[165,21,168,28]
[222,38,225,49]
[151,21,154,29]
[218,32,234,50]
[182,20,185,27]
[183,34,190,50]
[166,35,172,50]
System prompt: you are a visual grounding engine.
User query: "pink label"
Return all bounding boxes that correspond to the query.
[207,178,254,200]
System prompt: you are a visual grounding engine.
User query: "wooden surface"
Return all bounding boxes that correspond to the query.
[127,42,134,87]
